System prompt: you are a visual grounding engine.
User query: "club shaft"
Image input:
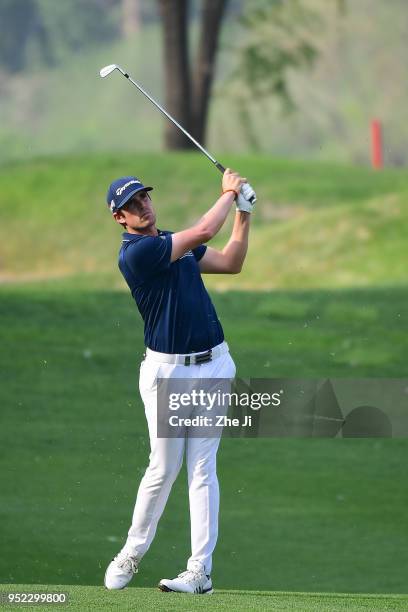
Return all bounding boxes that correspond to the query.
[118,68,225,173]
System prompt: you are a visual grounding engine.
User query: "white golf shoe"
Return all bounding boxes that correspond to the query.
[158,564,213,595]
[104,548,139,590]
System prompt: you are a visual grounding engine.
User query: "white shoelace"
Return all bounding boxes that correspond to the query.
[115,551,139,574]
[177,569,206,584]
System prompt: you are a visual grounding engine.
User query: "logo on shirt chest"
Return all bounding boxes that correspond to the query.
[179,251,194,260]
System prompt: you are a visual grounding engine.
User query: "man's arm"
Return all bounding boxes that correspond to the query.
[170,169,245,263]
[198,210,251,274]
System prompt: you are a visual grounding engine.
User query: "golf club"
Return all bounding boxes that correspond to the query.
[99,64,256,204]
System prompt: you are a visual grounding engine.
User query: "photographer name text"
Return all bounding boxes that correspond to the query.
[168,414,253,428]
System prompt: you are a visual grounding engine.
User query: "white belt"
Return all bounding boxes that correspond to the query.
[145,341,229,366]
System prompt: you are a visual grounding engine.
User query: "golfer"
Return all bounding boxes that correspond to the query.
[104,169,255,594]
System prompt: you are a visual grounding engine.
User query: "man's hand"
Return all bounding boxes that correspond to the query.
[241,182,256,203]
[236,182,257,213]
[222,168,246,196]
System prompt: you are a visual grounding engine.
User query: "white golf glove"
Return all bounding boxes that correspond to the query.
[236,182,257,213]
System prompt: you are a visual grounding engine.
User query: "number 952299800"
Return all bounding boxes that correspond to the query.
[1,592,68,605]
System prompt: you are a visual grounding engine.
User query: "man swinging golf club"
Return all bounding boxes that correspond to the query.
[103,169,256,594]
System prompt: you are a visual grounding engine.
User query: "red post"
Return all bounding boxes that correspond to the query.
[371,119,383,169]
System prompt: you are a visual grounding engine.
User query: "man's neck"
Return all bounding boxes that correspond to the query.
[125,226,158,237]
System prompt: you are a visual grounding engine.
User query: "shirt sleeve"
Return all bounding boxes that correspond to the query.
[192,244,207,262]
[124,235,172,281]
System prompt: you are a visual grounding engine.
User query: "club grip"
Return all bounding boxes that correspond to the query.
[215,162,226,174]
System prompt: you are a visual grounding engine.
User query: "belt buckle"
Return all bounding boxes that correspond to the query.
[193,349,212,365]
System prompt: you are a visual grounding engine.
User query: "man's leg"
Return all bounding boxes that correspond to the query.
[185,351,236,574]
[126,358,185,555]
[105,359,184,589]
[186,435,222,575]
[158,350,236,593]
[157,434,220,595]
[125,436,184,555]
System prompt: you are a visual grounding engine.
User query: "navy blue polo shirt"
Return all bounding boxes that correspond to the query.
[118,230,224,353]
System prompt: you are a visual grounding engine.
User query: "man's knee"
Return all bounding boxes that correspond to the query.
[147,456,183,485]
[188,457,217,484]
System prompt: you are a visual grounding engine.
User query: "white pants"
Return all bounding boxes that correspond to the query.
[125,343,236,575]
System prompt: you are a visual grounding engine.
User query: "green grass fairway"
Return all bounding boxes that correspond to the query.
[1,154,407,601]
[1,281,407,597]
[0,586,407,612]
[1,153,408,288]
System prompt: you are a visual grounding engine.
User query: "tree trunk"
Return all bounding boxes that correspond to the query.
[158,0,194,149]
[192,0,228,144]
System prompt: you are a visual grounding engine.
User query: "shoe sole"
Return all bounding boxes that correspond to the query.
[158,583,213,595]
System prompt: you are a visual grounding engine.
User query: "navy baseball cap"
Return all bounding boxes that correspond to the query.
[106,176,153,213]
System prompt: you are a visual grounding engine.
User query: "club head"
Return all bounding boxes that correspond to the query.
[99,64,118,78]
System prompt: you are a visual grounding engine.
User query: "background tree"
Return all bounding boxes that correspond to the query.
[0,0,42,73]
[158,0,228,149]
[0,0,120,73]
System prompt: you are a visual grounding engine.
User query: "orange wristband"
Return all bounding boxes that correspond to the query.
[222,189,238,199]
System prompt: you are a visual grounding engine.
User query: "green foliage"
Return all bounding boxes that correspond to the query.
[234,0,324,111]
[35,0,120,66]
[1,4,407,164]
[0,0,119,73]
[219,0,408,165]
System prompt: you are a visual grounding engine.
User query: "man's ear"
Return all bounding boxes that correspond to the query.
[113,210,127,227]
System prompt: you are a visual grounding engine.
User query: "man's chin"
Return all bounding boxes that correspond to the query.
[130,220,156,232]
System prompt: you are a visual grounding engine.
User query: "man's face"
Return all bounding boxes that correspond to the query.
[114,191,156,231]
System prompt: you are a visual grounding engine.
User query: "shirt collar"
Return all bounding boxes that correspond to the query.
[122,229,166,242]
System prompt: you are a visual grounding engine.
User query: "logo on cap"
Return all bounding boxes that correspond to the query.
[116,180,141,196]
